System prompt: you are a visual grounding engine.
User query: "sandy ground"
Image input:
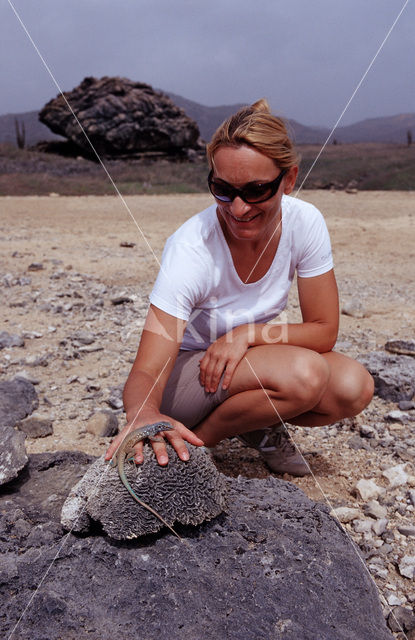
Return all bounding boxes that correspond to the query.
[1,191,415,619]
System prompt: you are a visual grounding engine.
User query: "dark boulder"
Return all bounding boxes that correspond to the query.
[0,425,28,485]
[39,76,201,158]
[0,452,392,640]
[0,377,39,428]
[358,351,415,402]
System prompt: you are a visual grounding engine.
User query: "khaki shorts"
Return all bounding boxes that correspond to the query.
[160,349,230,428]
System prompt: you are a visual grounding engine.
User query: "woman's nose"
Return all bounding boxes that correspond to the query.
[229,196,251,217]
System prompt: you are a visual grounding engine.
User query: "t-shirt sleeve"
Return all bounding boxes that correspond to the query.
[296,207,334,277]
[149,238,210,320]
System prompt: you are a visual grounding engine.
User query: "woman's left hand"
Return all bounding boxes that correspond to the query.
[199,325,251,393]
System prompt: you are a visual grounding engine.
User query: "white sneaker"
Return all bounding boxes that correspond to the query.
[237,425,311,477]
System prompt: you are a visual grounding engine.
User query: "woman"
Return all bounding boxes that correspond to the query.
[105,99,374,477]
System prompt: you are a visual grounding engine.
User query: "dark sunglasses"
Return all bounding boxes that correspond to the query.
[208,168,287,204]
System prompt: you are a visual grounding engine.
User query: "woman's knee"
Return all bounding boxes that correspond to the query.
[285,352,330,405]
[336,360,374,415]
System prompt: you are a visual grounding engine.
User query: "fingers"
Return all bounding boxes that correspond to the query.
[199,352,227,393]
[105,430,126,461]
[105,417,205,467]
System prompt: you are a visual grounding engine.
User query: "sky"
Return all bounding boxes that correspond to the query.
[0,0,413,127]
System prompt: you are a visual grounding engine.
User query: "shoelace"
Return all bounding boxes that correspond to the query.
[259,428,297,455]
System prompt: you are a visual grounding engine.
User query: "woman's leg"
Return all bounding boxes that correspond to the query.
[289,351,374,427]
[193,345,373,447]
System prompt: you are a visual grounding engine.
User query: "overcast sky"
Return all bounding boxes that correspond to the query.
[1,0,413,127]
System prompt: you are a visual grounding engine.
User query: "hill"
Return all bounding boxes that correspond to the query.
[1,94,414,147]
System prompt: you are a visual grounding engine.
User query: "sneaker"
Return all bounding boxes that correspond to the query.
[237,425,311,477]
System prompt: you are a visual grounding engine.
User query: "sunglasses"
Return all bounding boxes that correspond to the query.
[208,168,287,204]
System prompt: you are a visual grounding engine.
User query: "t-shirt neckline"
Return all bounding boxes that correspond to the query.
[214,201,286,286]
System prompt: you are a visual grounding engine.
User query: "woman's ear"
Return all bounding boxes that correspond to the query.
[283,165,299,195]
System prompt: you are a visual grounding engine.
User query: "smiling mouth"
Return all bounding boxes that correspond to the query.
[229,212,260,223]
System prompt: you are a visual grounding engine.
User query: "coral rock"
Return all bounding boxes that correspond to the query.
[61,444,228,539]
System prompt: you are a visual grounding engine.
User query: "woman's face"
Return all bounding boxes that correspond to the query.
[211,145,297,245]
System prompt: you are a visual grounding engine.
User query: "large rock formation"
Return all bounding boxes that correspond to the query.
[39,76,201,158]
[1,451,393,640]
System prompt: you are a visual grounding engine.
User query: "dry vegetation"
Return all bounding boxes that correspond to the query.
[0,142,414,196]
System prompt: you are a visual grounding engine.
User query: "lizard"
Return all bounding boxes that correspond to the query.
[110,421,183,541]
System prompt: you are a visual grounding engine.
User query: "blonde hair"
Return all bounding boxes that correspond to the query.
[206,98,299,170]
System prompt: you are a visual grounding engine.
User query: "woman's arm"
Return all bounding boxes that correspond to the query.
[199,270,339,393]
[105,304,204,465]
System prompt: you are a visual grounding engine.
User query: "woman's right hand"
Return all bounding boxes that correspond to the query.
[104,412,204,467]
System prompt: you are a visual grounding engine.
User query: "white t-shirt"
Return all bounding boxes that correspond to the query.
[150,195,333,350]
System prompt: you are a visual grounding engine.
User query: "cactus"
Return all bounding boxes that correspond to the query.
[14,118,26,149]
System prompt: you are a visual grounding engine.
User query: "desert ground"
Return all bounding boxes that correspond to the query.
[1,190,415,622]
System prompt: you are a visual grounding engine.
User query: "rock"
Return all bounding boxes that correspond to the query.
[70,330,95,345]
[357,351,415,402]
[372,518,388,536]
[355,478,385,501]
[110,294,134,305]
[330,506,361,523]
[39,76,201,158]
[342,299,367,318]
[364,500,388,519]
[387,606,415,633]
[360,424,376,438]
[27,262,44,271]
[0,425,28,485]
[382,464,408,488]
[385,339,415,357]
[61,444,228,539]
[353,518,373,534]
[399,400,415,411]
[2,460,393,640]
[347,435,372,451]
[397,526,415,537]
[16,415,53,438]
[409,490,415,507]
[0,330,25,349]
[0,377,39,428]
[385,409,414,424]
[107,385,124,410]
[85,410,118,437]
[398,556,415,579]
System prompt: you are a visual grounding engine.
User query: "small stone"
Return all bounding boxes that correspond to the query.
[398,526,415,538]
[355,478,384,501]
[27,262,44,271]
[0,331,25,349]
[353,518,373,534]
[341,299,367,318]
[385,410,412,424]
[330,507,361,523]
[347,435,372,451]
[111,294,133,305]
[364,500,387,519]
[71,331,95,345]
[409,490,415,506]
[359,424,376,438]
[382,464,408,488]
[387,594,405,606]
[399,400,415,411]
[372,518,388,536]
[387,606,415,633]
[86,411,118,437]
[398,555,415,579]
[16,415,53,438]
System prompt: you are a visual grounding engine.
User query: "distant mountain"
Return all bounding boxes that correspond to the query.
[333,113,415,143]
[1,95,414,148]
